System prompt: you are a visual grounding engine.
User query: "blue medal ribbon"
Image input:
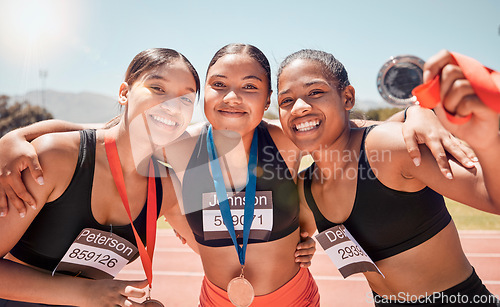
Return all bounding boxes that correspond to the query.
[206,125,258,266]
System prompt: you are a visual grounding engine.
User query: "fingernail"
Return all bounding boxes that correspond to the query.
[0,212,6,217]
[466,161,474,168]
[413,158,421,167]
[423,71,431,83]
[30,204,37,210]
[471,157,478,162]
[20,212,26,218]
[36,177,44,185]
[446,172,453,180]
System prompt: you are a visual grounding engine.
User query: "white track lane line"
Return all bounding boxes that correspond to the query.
[119,269,500,286]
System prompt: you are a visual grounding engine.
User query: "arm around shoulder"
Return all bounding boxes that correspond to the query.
[159,169,199,254]
[4,119,100,142]
[0,132,80,257]
[26,132,81,205]
[0,121,95,215]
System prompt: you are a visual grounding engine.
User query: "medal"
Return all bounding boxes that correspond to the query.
[207,126,258,306]
[142,298,165,307]
[142,288,165,306]
[376,55,425,106]
[227,266,254,307]
[105,137,163,306]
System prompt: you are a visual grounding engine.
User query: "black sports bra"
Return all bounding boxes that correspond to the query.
[303,126,451,262]
[182,122,300,247]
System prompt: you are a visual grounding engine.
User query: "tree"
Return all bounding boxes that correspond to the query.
[0,95,53,137]
[363,107,403,121]
[349,107,402,122]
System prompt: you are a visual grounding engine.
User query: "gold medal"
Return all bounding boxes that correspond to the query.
[227,267,254,307]
[142,298,165,306]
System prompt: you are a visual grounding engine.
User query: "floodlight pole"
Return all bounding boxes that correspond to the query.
[39,70,48,108]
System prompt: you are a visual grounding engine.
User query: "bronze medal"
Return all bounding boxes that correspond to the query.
[142,298,165,306]
[227,276,254,307]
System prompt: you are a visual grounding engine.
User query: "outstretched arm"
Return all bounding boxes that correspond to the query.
[369,49,500,214]
[369,121,500,215]
[0,120,104,216]
[352,106,476,179]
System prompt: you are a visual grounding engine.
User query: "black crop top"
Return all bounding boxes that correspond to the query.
[303,126,451,262]
[10,129,162,272]
[182,122,300,247]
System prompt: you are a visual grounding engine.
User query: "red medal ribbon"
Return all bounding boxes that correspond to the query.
[412,51,500,124]
[104,136,157,288]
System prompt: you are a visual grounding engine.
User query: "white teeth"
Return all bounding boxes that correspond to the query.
[152,115,177,126]
[295,120,320,132]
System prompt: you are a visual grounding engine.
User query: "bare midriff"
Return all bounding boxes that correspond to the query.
[365,221,472,298]
[198,227,301,296]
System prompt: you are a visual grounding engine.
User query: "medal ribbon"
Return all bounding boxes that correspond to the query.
[104,137,157,288]
[412,51,500,124]
[206,125,258,266]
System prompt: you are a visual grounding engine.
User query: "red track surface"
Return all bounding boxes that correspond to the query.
[117,230,500,306]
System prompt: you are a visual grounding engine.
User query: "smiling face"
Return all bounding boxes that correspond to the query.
[278,59,354,152]
[122,60,196,146]
[204,53,271,137]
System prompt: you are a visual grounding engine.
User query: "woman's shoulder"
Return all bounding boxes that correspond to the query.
[365,123,407,153]
[185,122,207,137]
[363,123,416,177]
[31,131,82,178]
[261,119,298,150]
[25,131,82,204]
[261,119,303,178]
[32,131,81,156]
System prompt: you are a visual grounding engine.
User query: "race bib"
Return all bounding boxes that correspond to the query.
[315,224,383,278]
[53,228,138,279]
[202,191,273,241]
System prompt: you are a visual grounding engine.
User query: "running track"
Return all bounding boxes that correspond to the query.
[116,229,500,306]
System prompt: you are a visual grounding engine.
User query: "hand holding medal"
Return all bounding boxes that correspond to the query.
[413,50,500,150]
[206,125,258,307]
[105,136,165,307]
[377,52,500,125]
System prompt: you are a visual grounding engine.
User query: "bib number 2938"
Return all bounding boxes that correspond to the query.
[315,225,383,278]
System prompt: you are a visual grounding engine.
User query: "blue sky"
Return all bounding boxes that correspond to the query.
[1,0,499,112]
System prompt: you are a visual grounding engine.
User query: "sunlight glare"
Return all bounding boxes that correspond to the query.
[0,0,74,59]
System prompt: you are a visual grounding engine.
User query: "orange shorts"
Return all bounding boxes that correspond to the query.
[199,267,320,307]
